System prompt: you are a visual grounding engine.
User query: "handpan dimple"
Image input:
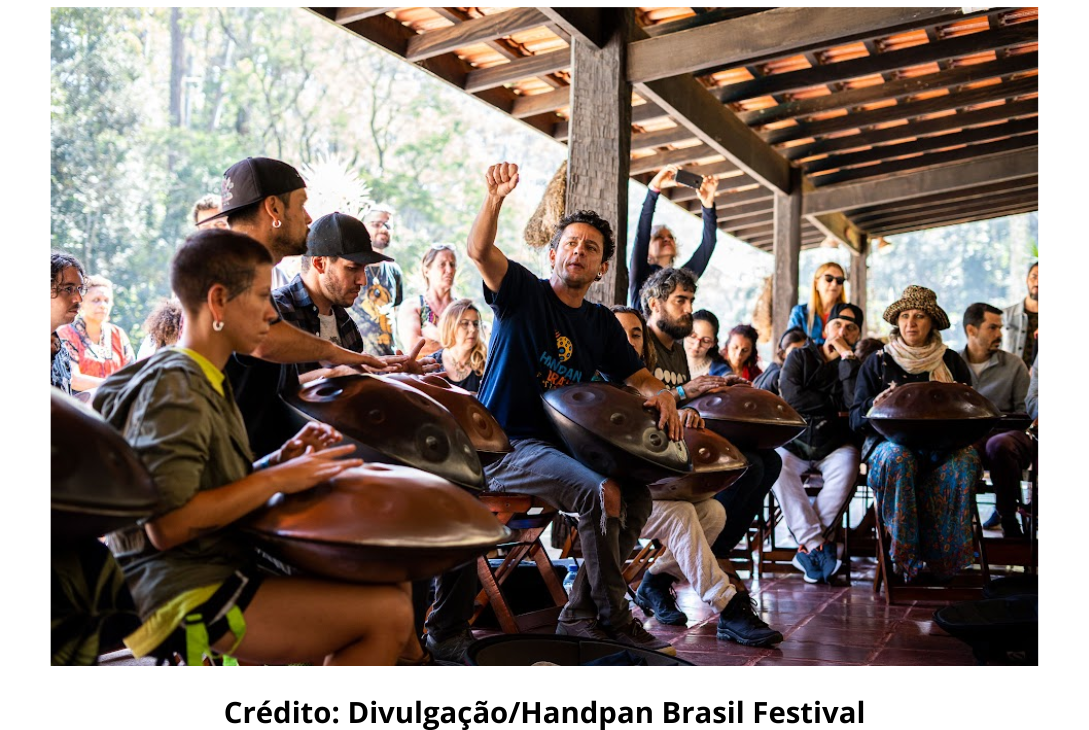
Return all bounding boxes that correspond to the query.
[868,382,1001,451]
[648,428,748,502]
[689,387,806,450]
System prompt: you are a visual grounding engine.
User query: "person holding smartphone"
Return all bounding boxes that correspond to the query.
[627,165,719,307]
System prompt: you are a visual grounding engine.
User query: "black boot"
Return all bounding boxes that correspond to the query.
[717,593,783,647]
[633,573,688,626]
[1001,515,1025,539]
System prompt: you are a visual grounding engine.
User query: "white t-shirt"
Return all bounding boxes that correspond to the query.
[317,312,341,347]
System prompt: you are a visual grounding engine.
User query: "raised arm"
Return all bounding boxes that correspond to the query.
[468,163,519,293]
[681,175,720,277]
[628,167,674,306]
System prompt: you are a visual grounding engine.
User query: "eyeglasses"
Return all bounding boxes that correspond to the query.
[368,219,393,230]
[458,319,481,329]
[822,274,847,286]
[687,334,715,346]
[52,283,87,298]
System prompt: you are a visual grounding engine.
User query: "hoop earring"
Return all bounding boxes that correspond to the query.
[271,219,282,229]
[213,320,225,332]
[595,273,603,282]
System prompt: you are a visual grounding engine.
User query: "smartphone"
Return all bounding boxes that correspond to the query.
[674,169,702,189]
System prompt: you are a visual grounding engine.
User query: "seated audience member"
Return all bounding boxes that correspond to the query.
[753,327,808,396]
[788,262,848,346]
[50,251,139,664]
[51,252,86,394]
[627,166,719,307]
[620,289,782,646]
[774,304,864,583]
[272,212,394,384]
[349,203,404,356]
[137,298,184,360]
[399,244,458,358]
[192,194,228,230]
[56,275,135,393]
[851,286,980,581]
[611,306,655,371]
[959,303,1033,537]
[424,162,683,661]
[432,298,487,392]
[685,309,731,378]
[721,323,763,381]
[855,337,885,364]
[1003,261,1038,370]
[93,229,413,665]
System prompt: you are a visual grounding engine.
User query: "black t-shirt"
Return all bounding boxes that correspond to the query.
[647,328,690,387]
[478,261,644,440]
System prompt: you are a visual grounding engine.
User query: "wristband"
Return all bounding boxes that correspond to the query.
[676,384,687,401]
[254,454,276,471]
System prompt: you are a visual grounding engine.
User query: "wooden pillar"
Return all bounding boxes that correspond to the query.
[565,9,632,305]
[772,169,802,340]
[850,240,869,332]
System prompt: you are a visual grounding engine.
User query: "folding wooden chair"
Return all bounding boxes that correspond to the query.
[469,493,568,633]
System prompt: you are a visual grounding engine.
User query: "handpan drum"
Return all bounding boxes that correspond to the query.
[51,390,159,542]
[868,381,1000,451]
[383,373,512,465]
[648,427,749,502]
[283,374,485,490]
[244,464,510,583]
[542,383,691,482]
[688,386,806,450]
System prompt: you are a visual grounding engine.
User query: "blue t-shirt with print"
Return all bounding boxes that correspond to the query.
[479,261,644,441]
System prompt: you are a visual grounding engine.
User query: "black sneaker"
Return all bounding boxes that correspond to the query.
[609,617,677,656]
[634,573,689,625]
[717,594,783,647]
[424,628,476,664]
[556,617,613,642]
[981,509,1002,530]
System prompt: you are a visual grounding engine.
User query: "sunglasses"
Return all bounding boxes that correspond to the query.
[822,274,847,286]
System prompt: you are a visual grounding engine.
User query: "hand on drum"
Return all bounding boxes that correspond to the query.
[686,374,732,398]
[645,390,684,442]
[279,422,344,462]
[265,443,365,495]
[873,382,897,408]
[680,407,705,430]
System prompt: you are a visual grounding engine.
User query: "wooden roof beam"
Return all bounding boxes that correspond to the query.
[539,7,613,49]
[804,148,1038,215]
[405,8,548,62]
[848,177,1038,220]
[333,8,398,24]
[857,190,1038,230]
[628,7,964,83]
[464,49,571,94]
[714,20,1037,105]
[871,204,1038,237]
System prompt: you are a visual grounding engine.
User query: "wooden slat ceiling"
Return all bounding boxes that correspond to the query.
[307,6,1038,252]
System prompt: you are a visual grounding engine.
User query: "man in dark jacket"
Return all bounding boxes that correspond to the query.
[773,303,864,583]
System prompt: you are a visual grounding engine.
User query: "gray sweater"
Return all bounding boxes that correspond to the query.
[959,347,1030,414]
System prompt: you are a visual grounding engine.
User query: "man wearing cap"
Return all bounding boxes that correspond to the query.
[349,204,405,356]
[207,157,421,456]
[960,302,1033,537]
[272,212,393,383]
[773,303,864,584]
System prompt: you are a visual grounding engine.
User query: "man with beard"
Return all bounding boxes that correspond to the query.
[349,204,405,356]
[424,161,684,661]
[1003,261,1038,369]
[635,267,783,646]
[203,157,421,456]
[774,303,864,584]
[272,212,394,383]
[961,302,1033,537]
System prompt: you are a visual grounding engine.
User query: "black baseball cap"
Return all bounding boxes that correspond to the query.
[306,213,393,265]
[829,302,864,327]
[203,157,306,222]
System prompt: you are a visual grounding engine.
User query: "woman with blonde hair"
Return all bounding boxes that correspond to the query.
[56,274,135,392]
[788,262,849,346]
[433,298,487,392]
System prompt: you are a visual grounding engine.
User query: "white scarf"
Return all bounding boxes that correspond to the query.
[883,329,954,383]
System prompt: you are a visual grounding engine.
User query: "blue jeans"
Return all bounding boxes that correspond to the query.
[425,438,651,634]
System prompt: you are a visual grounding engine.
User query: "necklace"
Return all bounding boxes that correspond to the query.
[444,350,472,378]
[79,321,115,368]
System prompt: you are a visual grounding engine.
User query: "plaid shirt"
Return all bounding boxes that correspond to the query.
[272,274,365,375]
